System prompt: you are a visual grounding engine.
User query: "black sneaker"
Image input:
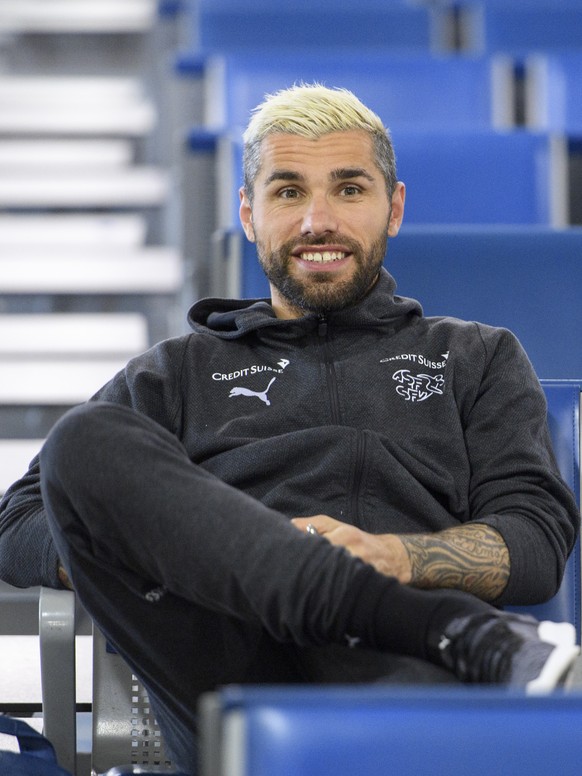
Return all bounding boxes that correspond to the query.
[434,611,579,694]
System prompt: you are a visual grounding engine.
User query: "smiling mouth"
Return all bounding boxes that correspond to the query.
[298,251,348,263]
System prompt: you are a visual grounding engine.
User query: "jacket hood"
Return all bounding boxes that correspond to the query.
[187,268,423,339]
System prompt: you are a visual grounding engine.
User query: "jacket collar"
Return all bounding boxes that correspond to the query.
[187,268,422,340]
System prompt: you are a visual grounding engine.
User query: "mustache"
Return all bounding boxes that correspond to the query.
[285,234,361,251]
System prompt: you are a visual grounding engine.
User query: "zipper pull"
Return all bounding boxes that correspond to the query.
[318,315,328,337]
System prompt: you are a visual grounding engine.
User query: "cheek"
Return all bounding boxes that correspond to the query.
[255,216,295,248]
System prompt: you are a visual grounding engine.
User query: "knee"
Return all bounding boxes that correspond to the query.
[41,402,133,484]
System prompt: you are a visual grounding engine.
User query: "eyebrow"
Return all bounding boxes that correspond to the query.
[264,170,305,187]
[264,167,375,187]
[331,167,375,183]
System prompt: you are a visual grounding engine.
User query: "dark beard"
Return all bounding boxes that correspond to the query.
[256,231,388,314]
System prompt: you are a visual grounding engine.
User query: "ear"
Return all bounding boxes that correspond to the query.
[239,187,255,242]
[387,182,405,237]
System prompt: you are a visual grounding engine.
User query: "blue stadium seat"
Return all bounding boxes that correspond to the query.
[460,0,582,55]
[229,226,582,379]
[507,380,581,634]
[200,685,582,776]
[189,0,435,54]
[525,53,582,135]
[388,227,582,378]
[390,128,562,225]
[203,51,507,131]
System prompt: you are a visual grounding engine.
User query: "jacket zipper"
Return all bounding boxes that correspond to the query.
[318,315,341,424]
[318,315,366,524]
[349,430,367,524]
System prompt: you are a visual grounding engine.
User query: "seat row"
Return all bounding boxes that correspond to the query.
[166,46,582,295]
[184,0,582,57]
[165,2,582,285]
[201,682,582,776]
[216,225,582,381]
[8,0,582,58]
[192,49,582,136]
[179,124,569,301]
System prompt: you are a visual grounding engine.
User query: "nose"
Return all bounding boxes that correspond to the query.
[300,194,339,236]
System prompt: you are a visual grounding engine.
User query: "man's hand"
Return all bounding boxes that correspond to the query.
[57,564,74,591]
[292,515,412,583]
[292,516,509,602]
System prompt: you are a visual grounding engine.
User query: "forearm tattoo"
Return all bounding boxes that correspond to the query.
[400,524,510,601]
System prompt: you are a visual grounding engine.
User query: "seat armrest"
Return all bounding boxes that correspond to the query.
[39,586,77,775]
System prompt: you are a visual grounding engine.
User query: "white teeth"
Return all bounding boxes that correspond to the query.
[300,251,346,263]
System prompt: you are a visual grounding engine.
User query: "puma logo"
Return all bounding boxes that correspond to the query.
[229,377,276,406]
[345,633,361,649]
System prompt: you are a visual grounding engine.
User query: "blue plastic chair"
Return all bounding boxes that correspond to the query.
[460,0,582,55]
[189,0,435,54]
[512,380,580,634]
[390,128,561,225]
[387,227,582,379]
[199,685,582,776]
[525,53,582,135]
[202,51,504,131]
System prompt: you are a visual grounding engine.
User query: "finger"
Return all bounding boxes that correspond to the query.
[291,516,336,534]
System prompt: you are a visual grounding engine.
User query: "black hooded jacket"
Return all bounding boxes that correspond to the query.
[0,269,578,604]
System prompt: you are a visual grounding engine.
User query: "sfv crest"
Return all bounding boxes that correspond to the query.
[393,369,444,402]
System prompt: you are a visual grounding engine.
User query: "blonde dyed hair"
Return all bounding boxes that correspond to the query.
[242,83,397,203]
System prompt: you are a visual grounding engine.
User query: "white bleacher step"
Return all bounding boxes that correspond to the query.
[0,439,44,494]
[0,358,129,405]
[0,139,134,167]
[0,0,156,34]
[0,104,156,136]
[0,76,155,137]
[0,246,182,293]
[0,313,149,356]
[0,76,147,107]
[0,214,147,247]
[0,168,170,208]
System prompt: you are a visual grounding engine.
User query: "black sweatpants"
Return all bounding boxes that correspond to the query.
[40,402,490,774]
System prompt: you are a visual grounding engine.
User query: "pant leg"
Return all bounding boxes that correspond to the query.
[40,403,320,772]
[294,644,460,685]
[40,401,488,772]
[66,553,304,774]
[40,401,390,646]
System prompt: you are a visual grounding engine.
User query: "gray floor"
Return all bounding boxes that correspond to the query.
[0,634,93,771]
[0,634,92,706]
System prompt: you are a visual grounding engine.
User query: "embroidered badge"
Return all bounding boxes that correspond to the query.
[393,369,444,402]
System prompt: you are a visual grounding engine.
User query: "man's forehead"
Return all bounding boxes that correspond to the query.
[258,130,378,178]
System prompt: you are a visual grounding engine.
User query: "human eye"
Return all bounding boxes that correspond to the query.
[278,187,301,200]
[339,184,363,197]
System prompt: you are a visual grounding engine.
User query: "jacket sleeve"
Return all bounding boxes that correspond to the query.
[0,338,187,588]
[0,455,61,588]
[464,326,580,606]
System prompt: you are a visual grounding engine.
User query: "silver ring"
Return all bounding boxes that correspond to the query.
[306,523,319,536]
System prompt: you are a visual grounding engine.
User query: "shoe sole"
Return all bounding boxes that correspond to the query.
[526,621,580,694]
